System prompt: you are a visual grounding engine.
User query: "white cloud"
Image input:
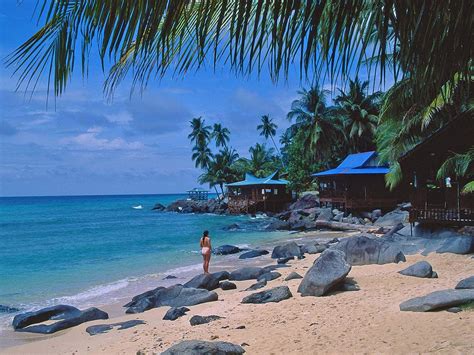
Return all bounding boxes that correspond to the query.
[62,127,144,151]
[105,110,133,125]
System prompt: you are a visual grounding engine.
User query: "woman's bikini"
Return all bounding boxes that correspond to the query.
[201,237,211,255]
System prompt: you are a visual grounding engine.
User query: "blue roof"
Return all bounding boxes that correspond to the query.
[312,151,389,177]
[227,171,288,187]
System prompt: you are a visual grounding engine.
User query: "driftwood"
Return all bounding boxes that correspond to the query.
[315,220,390,234]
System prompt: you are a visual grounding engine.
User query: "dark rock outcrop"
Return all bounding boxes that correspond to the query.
[229,267,266,281]
[15,307,109,334]
[301,244,327,254]
[245,280,267,291]
[399,289,474,312]
[166,199,228,214]
[239,250,269,259]
[223,223,241,231]
[297,249,351,297]
[398,261,437,278]
[13,305,81,330]
[86,320,145,335]
[374,209,408,226]
[257,272,281,282]
[184,271,230,291]
[277,256,294,264]
[190,315,224,326]
[163,307,190,321]
[152,203,166,211]
[161,340,245,355]
[332,234,406,265]
[242,286,293,304]
[219,281,237,290]
[285,272,303,281]
[271,242,302,259]
[316,208,333,222]
[455,276,474,289]
[213,245,241,255]
[288,194,319,211]
[125,285,218,314]
[265,220,291,231]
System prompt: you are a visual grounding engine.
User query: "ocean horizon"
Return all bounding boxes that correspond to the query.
[0,193,286,334]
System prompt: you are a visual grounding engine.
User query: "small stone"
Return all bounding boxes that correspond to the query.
[446,307,462,313]
[236,325,245,329]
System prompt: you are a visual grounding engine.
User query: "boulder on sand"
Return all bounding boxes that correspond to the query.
[184,271,230,291]
[455,276,474,289]
[213,245,241,255]
[399,289,474,312]
[257,271,281,282]
[332,234,406,265]
[163,307,190,321]
[285,272,303,281]
[297,249,351,297]
[316,208,333,222]
[229,267,266,281]
[277,256,294,264]
[239,250,269,259]
[288,193,319,211]
[374,209,408,227]
[242,286,293,304]
[15,307,108,334]
[271,242,302,259]
[245,280,267,291]
[13,305,80,330]
[125,285,218,314]
[86,320,145,335]
[398,261,437,278]
[190,315,224,326]
[161,340,245,355]
[219,281,237,290]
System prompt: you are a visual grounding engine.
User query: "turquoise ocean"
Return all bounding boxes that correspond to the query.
[0,194,287,333]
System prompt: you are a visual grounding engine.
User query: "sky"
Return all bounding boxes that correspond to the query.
[0,1,391,197]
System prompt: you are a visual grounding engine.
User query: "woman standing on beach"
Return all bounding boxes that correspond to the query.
[200,230,211,274]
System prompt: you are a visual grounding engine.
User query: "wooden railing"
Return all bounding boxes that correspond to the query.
[410,208,474,225]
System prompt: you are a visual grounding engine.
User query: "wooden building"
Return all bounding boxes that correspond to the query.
[187,187,209,201]
[399,112,474,226]
[312,151,401,211]
[226,171,293,214]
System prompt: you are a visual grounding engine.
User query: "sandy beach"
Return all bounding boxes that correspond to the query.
[2,231,473,355]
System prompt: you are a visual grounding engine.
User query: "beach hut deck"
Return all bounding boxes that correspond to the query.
[187,187,209,201]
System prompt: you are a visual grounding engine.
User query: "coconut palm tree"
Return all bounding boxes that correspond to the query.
[257,115,278,151]
[287,86,342,163]
[212,123,230,148]
[335,78,382,152]
[191,144,213,169]
[233,143,276,178]
[188,117,211,147]
[7,1,471,107]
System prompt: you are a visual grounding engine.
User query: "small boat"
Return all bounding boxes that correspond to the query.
[132,205,143,210]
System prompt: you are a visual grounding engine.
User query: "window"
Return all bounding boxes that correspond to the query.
[274,189,278,195]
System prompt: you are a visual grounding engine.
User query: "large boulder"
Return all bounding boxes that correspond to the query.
[398,261,437,278]
[288,193,319,211]
[257,271,281,282]
[265,219,291,231]
[163,307,190,321]
[374,209,408,227]
[213,245,241,255]
[316,208,333,222]
[239,250,269,259]
[15,307,108,334]
[229,267,266,281]
[190,315,224,326]
[332,234,406,265]
[285,272,303,281]
[184,271,230,291]
[162,340,245,355]
[297,249,351,297]
[400,289,474,312]
[455,276,474,289]
[245,280,267,291]
[152,203,166,211]
[301,243,327,254]
[242,286,293,304]
[219,281,237,290]
[13,305,81,330]
[271,242,302,259]
[125,285,218,314]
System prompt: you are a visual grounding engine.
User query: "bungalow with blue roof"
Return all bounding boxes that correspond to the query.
[312,151,402,211]
[226,171,293,214]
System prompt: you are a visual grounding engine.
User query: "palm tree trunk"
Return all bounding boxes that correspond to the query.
[271,136,285,168]
[213,186,221,201]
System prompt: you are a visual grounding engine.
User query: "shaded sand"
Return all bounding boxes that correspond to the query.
[3,251,473,354]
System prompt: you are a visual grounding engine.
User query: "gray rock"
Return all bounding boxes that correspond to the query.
[285,272,303,281]
[300,244,325,254]
[400,289,474,312]
[189,315,224,326]
[125,285,218,314]
[223,223,241,231]
[229,267,266,281]
[297,249,351,297]
[245,280,267,291]
[374,209,408,227]
[13,305,80,330]
[239,250,269,259]
[436,236,474,254]
[184,273,223,291]
[277,256,294,264]
[0,305,20,314]
[455,276,474,289]
[161,340,245,355]
[371,209,382,220]
[219,281,237,290]
[257,272,281,282]
[213,245,241,255]
[265,219,291,231]
[163,275,177,280]
[242,286,292,304]
[15,307,108,334]
[333,212,344,222]
[152,203,166,211]
[86,320,145,335]
[316,208,333,222]
[163,307,190,321]
[332,234,406,265]
[398,261,437,278]
[288,194,319,211]
[446,307,462,313]
[271,242,302,259]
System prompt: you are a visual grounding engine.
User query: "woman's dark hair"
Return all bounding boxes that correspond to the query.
[203,230,209,237]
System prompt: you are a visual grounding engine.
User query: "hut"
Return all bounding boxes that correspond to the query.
[399,112,474,226]
[226,171,292,214]
[187,187,209,201]
[312,151,401,211]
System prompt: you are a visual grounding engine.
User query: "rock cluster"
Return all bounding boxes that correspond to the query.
[166,198,228,214]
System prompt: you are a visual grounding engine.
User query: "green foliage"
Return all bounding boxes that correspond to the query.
[233,143,279,178]
[188,117,211,147]
[211,123,230,148]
